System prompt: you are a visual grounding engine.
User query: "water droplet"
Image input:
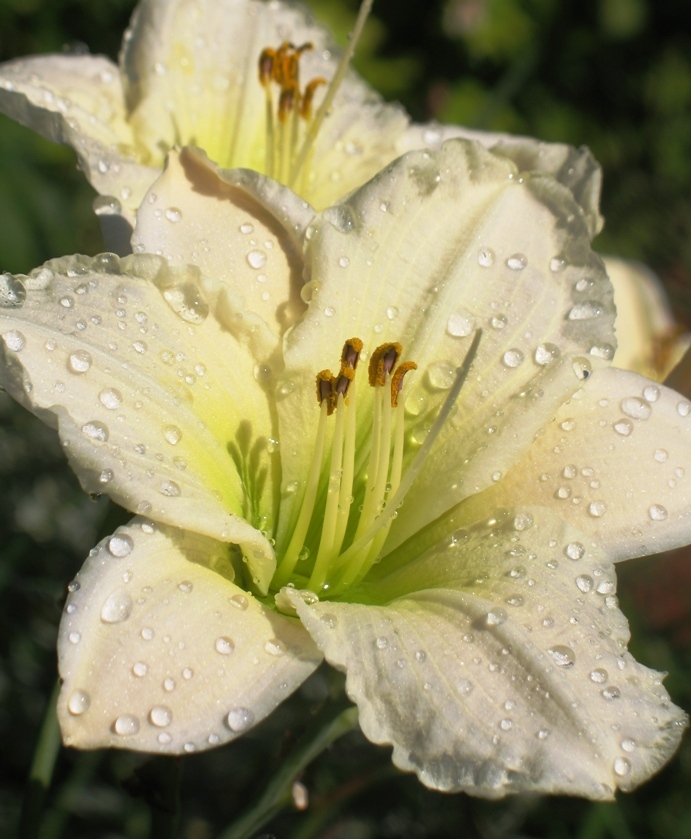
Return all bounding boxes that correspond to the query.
[446,311,475,338]
[338,256,350,268]
[239,222,254,234]
[162,283,209,324]
[149,705,173,727]
[264,638,285,656]
[485,608,508,627]
[548,645,575,667]
[141,627,155,641]
[324,306,335,317]
[182,667,194,679]
[678,401,691,417]
[159,480,181,497]
[0,272,27,307]
[178,580,193,593]
[613,419,633,436]
[457,678,474,695]
[415,650,427,662]
[320,613,337,628]
[226,707,255,732]
[230,594,248,610]
[621,397,651,420]
[490,314,507,330]
[68,350,92,374]
[375,636,389,650]
[589,668,608,683]
[108,534,134,557]
[163,677,175,691]
[247,250,267,269]
[99,388,123,409]
[478,247,495,267]
[499,718,513,731]
[163,425,182,445]
[385,306,398,320]
[502,349,525,368]
[67,690,90,715]
[113,714,140,736]
[534,343,561,366]
[3,330,26,352]
[253,363,272,383]
[549,257,567,273]
[215,636,235,655]
[426,360,455,390]
[613,757,631,777]
[590,343,615,360]
[165,207,182,223]
[588,500,607,517]
[649,504,668,521]
[82,421,109,442]
[68,631,81,644]
[643,385,660,403]
[506,253,527,271]
[654,448,668,463]
[621,738,636,753]
[132,661,148,677]
[576,574,594,593]
[513,513,533,531]
[101,590,133,623]
[537,728,550,740]
[568,302,603,320]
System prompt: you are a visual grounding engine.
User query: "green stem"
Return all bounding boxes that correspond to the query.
[19,680,62,839]
[217,701,359,839]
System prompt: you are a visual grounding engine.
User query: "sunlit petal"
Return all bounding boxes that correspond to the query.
[288,507,686,797]
[0,253,278,586]
[59,518,321,753]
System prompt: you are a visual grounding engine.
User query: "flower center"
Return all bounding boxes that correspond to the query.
[256,0,374,191]
[271,331,482,597]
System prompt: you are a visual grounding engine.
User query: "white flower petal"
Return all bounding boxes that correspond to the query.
[277,139,613,543]
[133,147,314,351]
[464,367,691,561]
[0,54,154,230]
[289,508,686,797]
[0,253,278,588]
[58,518,321,753]
[398,123,603,237]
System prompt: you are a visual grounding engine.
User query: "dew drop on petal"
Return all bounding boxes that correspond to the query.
[576,574,594,593]
[613,757,631,777]
[108,534,134,557]
[68,350,92,374]
[485,608,508,627]
[446,311,475,337]
[643,385,660,403]
[82,421,109,442]
[3,330,26,351]
[149,705,173,727]
[457,678,474,695]
[67,690,90,715]
[215,636,235,655]
[549,257,567,273]
[113,714,140,735]
[506,253,527,271]
[68,631,81,644]
[477,247,495,267]
[0,272,27,307]
[158,732,173,745]
[100,590,133,623]
[165,207,182,223]
[590,668,608,683]
[426,360,455,390]
[621,738,636,753]
[621,397,652,420]
[568,302,603,320]
[677,401,690,417]
[163,425,182,445]
[159,480,181,497]
[230,594,248,610]
[548,645,575,667]
[649,504,668,521]
[247,250,267,269]
[565,541,585,561]
[502,349,525,368]
[588,500,607,517]
[602,686,621,700]
[226,707,255,732]
[99,388,123,409]
[264,638,285,656]
[534,343,561,366]
[132,661,148,677]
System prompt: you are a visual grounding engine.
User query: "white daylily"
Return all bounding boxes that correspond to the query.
[0,0,602,248]
[1,139,689,798]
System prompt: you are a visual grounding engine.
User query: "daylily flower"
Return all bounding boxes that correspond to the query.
[1,139,689,798]
[0,0,601,247]
[604,256,690,382]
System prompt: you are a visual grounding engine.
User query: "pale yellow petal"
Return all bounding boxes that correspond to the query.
[461,367,691,561]
[0,253,278,587]
[59,518,321,753]
[289,508,686,797]
[132,147,313,353]
[0,54,153,229]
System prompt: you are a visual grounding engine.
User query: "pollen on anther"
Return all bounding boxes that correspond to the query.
[341,337,363,371]
[316,370,337,414]
[391,361,418,407]
[368,343,402,387]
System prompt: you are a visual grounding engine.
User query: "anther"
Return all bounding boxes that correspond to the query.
[341,337,363,370]
[368,343,402,387]
[390,361,417,408]
[316,370,336,414]
[258,48,275,87]
[334,366,355,398]
[300,77,327,120]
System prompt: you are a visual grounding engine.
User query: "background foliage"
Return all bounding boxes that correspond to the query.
[0,0,690,837]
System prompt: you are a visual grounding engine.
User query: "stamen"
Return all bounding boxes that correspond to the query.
[368,342,402,387]
[300,78,328,120]
[391,361,417,408]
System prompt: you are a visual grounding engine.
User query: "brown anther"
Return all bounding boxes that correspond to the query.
[300,77,327,120]
[341,337,363,371]
[368,342,402,387]
[316,370,337,415]
[390,361,418,408]
[258,48,276,87]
